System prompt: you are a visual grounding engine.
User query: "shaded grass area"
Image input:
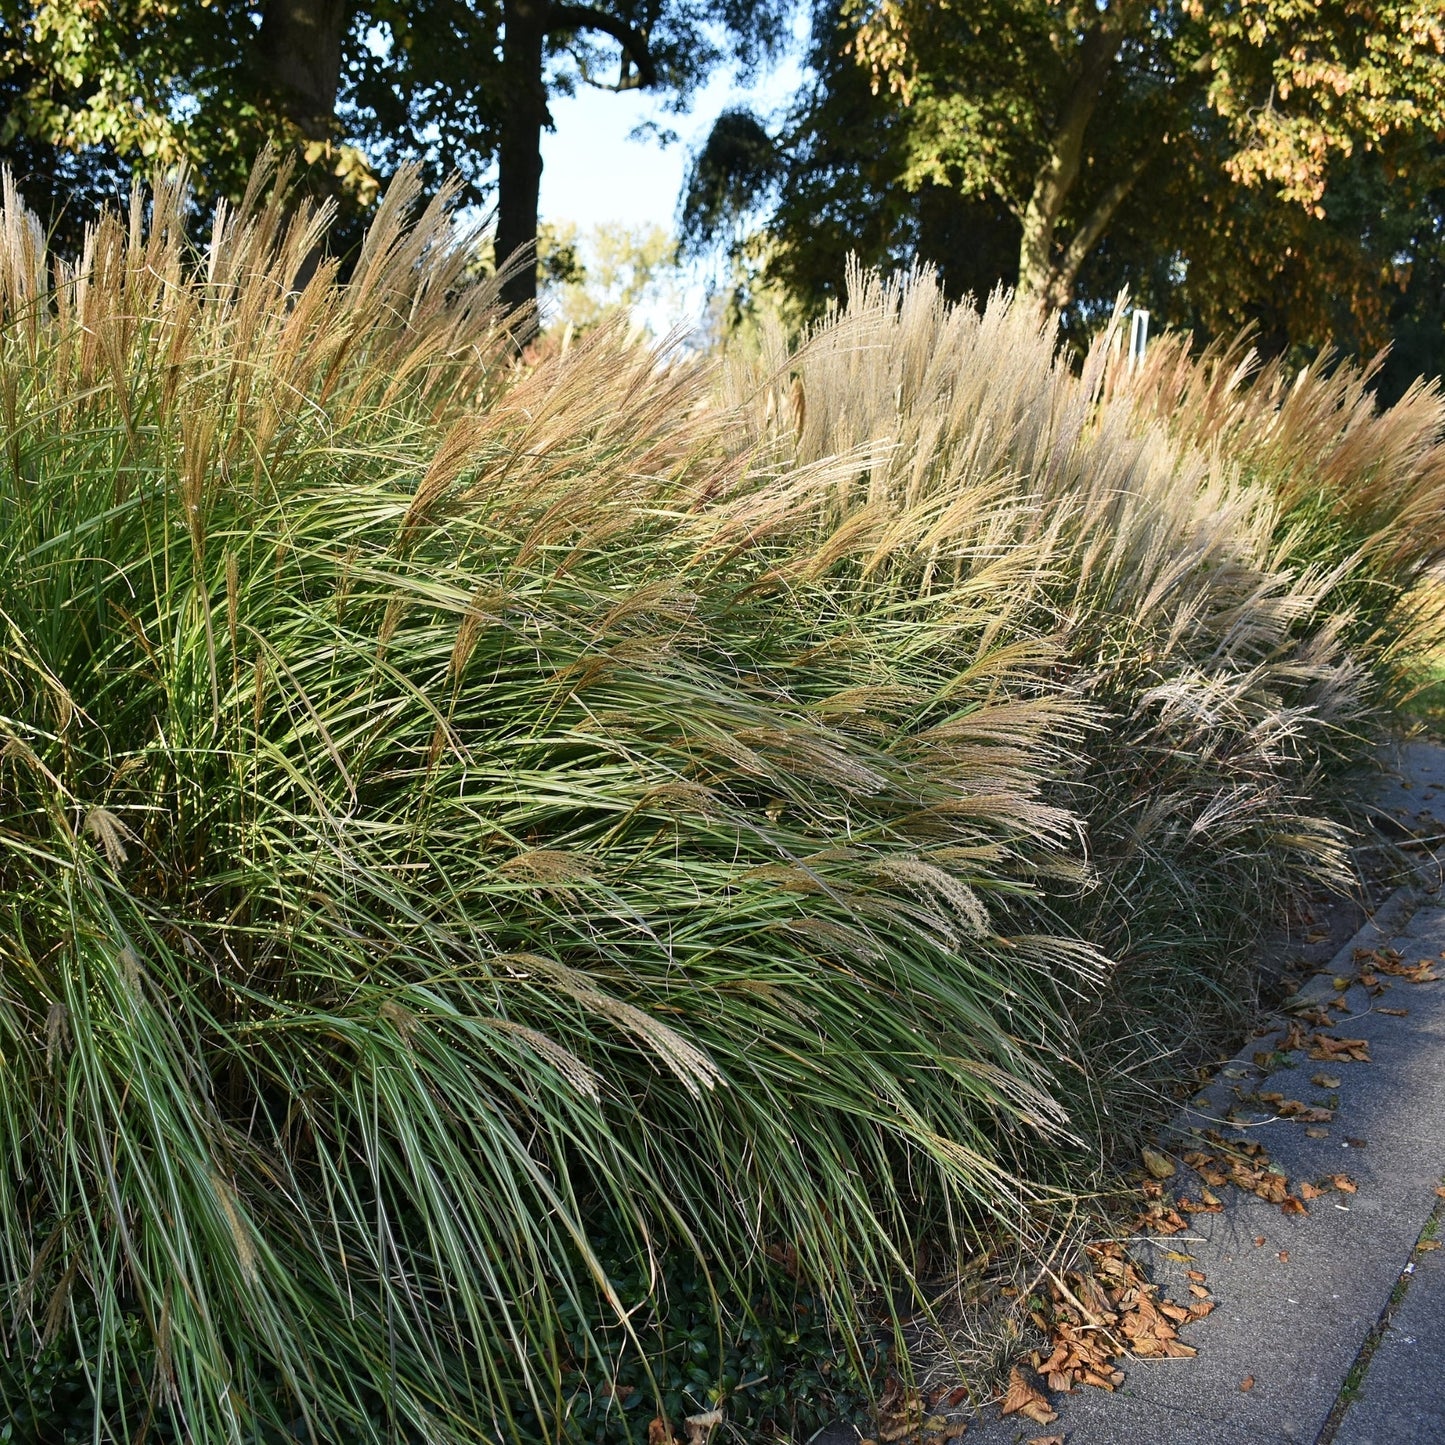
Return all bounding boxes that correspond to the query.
[1394,577,1445,733]
[1,171,1443,1442]
[1403,649,1445,732]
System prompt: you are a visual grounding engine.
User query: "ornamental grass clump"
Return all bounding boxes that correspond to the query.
[0,168,1093,1442]
[2,169,1443,1443]
[1121,328,1445,702]
[720,263,1440,1111]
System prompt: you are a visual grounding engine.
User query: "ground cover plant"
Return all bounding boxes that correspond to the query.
[2,168,1444,1443]
[1405,649,1445,730]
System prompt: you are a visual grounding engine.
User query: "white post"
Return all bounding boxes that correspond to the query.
[1128,308,1150,370]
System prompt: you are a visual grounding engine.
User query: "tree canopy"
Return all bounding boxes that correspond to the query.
[1,0,792,309]
[683,0,1445,366]
[4,0,1444,369]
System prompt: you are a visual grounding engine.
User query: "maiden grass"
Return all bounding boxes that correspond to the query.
[2,169,1442,1441]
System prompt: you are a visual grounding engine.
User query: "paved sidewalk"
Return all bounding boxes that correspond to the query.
[954,739,1445,1445]
[960,894,1445,1444]
[811,740,1445,1445]
[1331,1230,1445,1445]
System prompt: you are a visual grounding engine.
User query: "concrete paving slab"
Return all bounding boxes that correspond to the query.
[958,1383,1232,1444]
[1330,1217,1445,1445]
[960,887,1445,1445]
[1368,739,1445,844]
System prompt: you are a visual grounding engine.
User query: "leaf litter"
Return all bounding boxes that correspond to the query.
[1027,1102,1352,1426]
[892,937,1423,1440]
[866,1215,1216,1439]
[865,1375,970,1443]
[1353,945,1441,985]
[1072,934,1422,1429]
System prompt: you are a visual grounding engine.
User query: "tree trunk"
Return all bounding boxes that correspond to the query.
[497,0,552,327]
[252,0,350,286]
[1016,22,1120,313]
[255,0,349,140]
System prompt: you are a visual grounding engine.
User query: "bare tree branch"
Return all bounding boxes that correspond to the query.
[546,4,658,87]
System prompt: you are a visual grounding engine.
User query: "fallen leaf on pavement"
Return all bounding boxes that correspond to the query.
[1240,1375,1256,1392]
[1278,1251,1289,1262]
[1133,1195,1189,1234]
[1312,1073,1342,1089]
[1185,1135,1312,1215]
[1002,1368,1058,1426]
[1257,1091,1333,1122]
[1356,947,1439,984]
[1418,1241,1442,1254]
[1179,1194,1224,1215]
[1027,1237,1203,1403]
[1306,1127,1330,1138]
[908,1416,957,1442]
[1141,1148,1176,1179]
[1329,1174,1358,1193]
[1307,1033,1370,1063]
[1026,1437,1064,1445]
[1377,1006,1408,1017]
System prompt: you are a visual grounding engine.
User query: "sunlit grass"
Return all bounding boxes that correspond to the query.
[2,168,1442,1443]
[1399,579,1445,732]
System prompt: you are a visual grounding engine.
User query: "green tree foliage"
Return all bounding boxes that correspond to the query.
[846,0,1445,310]
[685,0,1445,363]
[0,0,791,309]
[0,0,270,250]
[683,12,1027,322]
[1083,129,1445,387]
[538,218,681,331]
